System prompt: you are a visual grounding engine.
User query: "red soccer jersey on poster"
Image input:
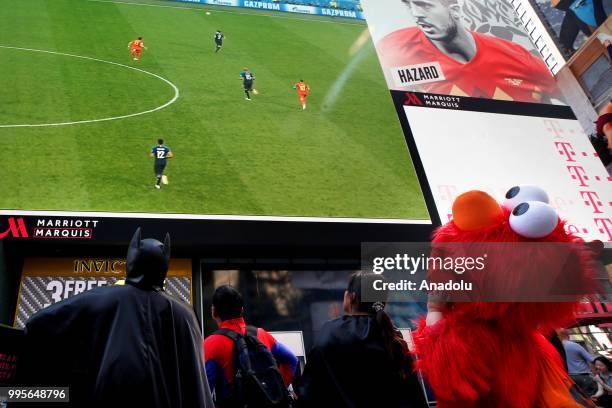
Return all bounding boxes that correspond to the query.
[377,27,560,103]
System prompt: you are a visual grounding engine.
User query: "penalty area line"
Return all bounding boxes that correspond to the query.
[0,45,180,128]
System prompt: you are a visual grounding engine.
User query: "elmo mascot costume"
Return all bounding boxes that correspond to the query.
[414,185,598,408]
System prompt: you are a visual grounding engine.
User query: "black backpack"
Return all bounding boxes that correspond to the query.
[215,326,291,408]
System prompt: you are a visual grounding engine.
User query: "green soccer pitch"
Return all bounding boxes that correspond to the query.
[0,0,429,220]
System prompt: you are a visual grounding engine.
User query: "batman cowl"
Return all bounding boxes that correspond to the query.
[125,227,171,291]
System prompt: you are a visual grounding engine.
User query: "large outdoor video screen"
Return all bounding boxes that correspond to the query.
[403,104,612,240]
[0,0,429,223]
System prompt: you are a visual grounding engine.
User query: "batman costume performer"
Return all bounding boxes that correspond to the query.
[14,229,214,408]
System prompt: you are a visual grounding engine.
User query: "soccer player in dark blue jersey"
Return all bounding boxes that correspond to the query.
[149,139,173,189]
[214,30,224,53]
[240,68,257,101]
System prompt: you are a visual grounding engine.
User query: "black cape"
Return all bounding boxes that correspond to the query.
[16,284,213,408]
[298,315,429,408]
[0,324,23,386]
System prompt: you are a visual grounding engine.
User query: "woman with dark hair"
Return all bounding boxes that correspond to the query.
[297,272,428,408]
[593,356,612,407]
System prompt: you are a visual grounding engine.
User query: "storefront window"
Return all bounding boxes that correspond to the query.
[580,54,612,106]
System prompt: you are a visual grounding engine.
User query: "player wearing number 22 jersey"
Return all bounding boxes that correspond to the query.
[214,30,224,53]
[150,139,173,190]
[240,68,256,101]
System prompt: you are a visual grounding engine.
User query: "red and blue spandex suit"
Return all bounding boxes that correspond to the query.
[203,317,298,400]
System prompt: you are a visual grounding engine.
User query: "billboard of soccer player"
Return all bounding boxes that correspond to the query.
[361,0,565,104]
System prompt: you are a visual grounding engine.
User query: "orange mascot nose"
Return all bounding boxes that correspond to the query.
[452,190,504,231]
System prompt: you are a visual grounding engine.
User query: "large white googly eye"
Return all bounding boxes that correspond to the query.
[503,185,549,212]
[509,201,558,238]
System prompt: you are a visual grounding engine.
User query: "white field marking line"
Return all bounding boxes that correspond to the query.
[0,45,180,128]
[86,0,364,26]
[0,209,432,224]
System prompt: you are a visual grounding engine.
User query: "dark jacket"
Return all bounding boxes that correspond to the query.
[298,315,428,408]
[0,324,23,386]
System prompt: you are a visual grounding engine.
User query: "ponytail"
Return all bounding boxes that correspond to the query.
[374,308,409,379]
[347,272,409,379]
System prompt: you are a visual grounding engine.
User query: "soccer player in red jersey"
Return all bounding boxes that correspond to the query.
[377,0,562,104]
[294,80,311,110]
[128,37,147,61]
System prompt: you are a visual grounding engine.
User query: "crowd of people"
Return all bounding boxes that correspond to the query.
[4,215,609,407]
[203,275,428,407]
[6,230,429,407]
[560,329,612,407]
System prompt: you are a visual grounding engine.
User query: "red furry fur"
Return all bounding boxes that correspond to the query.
[414,207,597,407]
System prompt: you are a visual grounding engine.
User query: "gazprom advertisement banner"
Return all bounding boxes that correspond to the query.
[174,0,365,19]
